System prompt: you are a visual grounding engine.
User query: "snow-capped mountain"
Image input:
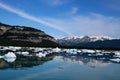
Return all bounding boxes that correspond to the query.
[57,36,120,48]
[58,35,114,43]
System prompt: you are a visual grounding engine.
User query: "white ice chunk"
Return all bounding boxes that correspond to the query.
[115,51,120,56]
[0,55,4,58]
[4,58,16,63]
[34,48,43,52]
[4,52,16,58]
[82,49,95,53]
[36,52,46,57]
[2,47,9,50]
[21,52,29,56]
[95,50,102,53]
[53,47,61,52]
[110,58,120,63]
[16,52,21,54]
[66,49,77,54]
[77,50,82,53]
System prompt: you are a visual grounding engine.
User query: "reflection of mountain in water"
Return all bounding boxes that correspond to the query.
[55,54,119,68]
[0,54,56,69]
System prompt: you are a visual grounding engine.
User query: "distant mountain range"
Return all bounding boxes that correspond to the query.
[0,22,58,47]
[58,36,120,49]
[0,22,120,49]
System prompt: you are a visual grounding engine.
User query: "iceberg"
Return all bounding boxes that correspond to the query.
[36,52,46,58]
[0,55,3,58]
[4,52,16,58]
[66,49,77,54]
[34,48,43,52]
[114,51,120,57]
[110,58,120,63]
[53,47,61,52]
[82,49,95,53]
[4,57,16,63]
[21,52,29,56]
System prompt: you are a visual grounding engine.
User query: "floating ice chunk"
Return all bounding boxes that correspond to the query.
[0,55,3,58]
[2,47,9,50]
[0,46,21,51]
[21,52,29,56]
[115,51,120,56]
[0,55,2,58]
[100,50,112,54]
[82,49,95,53]
[66,49,77,54]
[4,57,16,63]
[16,52,21,54]
[77,50,82,53]
[95,50,102,53]
[34,48,43,52]
[44,51,50,55]
[8,46,16,51]
[110,58,120,63]
[47,50,52,54]
[4,52,16,58]
[96,53,103,56]
[36,52,46,57]
[53,47,61,52]
[16,51,29,56]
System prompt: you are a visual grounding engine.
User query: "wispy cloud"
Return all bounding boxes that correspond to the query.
[0,2,120,38]
[43,13,120,37]
[70,7,78,14]
[0,2,73,35]
[40,0,74,6]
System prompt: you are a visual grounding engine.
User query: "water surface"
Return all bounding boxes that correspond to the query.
[0,55,120,80]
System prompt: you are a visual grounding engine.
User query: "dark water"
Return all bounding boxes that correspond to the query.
[0,54,120,80]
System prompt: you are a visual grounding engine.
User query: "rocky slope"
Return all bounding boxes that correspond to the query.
[0,22,58,47]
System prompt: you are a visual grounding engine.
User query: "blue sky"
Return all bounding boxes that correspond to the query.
[0,0,120,38]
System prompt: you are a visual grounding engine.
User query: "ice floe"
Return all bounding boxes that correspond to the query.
[52,47,61,52]
[0,46,120,64]
[34,48,43,52]
[0,55,3,58]
[36,52,46,57]
[114,51,120,57]
[66,49,77,54]
[21,52,29,56]
[4,52,16,58]
[81,49,95,53]
[110,58,120,63]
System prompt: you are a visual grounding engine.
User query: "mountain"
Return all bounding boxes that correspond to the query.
[0,22,58,47]
[58,36,120,49]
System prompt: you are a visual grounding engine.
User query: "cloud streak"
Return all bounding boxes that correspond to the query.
[43,13,120,38]
[40,0,74,6]
[0,2,73,36]
[70,7,78,15]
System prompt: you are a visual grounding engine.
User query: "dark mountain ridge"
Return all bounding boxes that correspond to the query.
[0,22,58,47]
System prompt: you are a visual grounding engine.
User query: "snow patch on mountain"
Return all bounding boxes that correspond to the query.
[57,36,118,46]
[58,36,115,42]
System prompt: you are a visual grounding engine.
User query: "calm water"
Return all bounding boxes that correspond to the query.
[0,54,120,80]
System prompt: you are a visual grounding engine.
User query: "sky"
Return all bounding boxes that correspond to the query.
[0,0,120,38]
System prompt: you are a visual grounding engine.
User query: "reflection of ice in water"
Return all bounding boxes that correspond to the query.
[4,57,16,63]
[54,56,111,67]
